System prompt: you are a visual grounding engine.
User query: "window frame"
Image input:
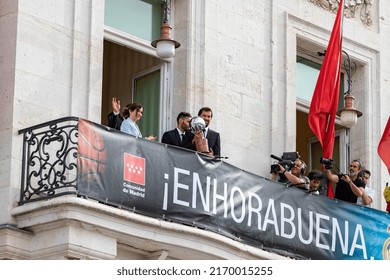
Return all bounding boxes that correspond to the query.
[103,1,173,139]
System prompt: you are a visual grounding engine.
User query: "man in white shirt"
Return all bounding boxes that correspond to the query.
[356,169,375,207]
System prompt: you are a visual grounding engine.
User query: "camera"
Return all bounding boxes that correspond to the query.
[270,152,299,173]
[282,152,300,161]
[320,157,334,170]
[270,164,281,173]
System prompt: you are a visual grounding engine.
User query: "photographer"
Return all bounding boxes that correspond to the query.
[356,169,375,207]
[325,159,365,203]
[271,158,309,190]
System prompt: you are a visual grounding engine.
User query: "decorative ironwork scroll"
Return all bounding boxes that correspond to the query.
[18,117,79,205]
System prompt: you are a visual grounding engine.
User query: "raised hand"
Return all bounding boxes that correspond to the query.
[112,97,121,114]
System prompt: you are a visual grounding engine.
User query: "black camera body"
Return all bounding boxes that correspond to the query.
[282,152,300,161]
[320,157,334,170]
[270,152,299,173]
[270,164,281,173]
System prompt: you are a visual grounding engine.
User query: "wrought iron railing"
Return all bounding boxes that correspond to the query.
[18,117,79,205]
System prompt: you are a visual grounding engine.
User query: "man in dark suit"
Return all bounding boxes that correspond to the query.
[190,107,221,158]
[161,112,192,148]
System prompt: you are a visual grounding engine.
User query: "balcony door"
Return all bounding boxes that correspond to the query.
[133,67,161,138]
[102,0,168,138]
[296,55,346,173]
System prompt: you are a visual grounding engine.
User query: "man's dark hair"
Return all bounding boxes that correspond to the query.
[198,107,213,118]
[362,169,371,177]
[177,112,192,123]
[308,170,323,181]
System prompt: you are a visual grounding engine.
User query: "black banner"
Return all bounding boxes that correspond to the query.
[77,119,390,260]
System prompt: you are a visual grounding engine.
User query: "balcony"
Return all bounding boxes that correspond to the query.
[7,117,390,260]
[10,117,285,260]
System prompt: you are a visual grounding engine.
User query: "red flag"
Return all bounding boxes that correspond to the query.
[308,0,344,198]
[378,117,390,174]
[123,153,146,186]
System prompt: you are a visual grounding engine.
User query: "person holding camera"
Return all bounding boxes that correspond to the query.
[271,158,310,190]
[356,169,375,207]
[325,159,365,203]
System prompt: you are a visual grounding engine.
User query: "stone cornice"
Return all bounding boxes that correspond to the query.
[308,0,374,28]
[11,196,289,260]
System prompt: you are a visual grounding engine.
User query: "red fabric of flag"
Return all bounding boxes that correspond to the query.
[123,153,146,186]
[308,0,344,198]
[378,117,390,175]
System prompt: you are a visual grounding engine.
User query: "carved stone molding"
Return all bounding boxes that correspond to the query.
[308,0,373,27]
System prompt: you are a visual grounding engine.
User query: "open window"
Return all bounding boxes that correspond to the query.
[295,44,346,174]
[101,0,169,139]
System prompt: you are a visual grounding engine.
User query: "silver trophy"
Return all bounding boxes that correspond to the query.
[190,116,206,134]
[190,117,209,153]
